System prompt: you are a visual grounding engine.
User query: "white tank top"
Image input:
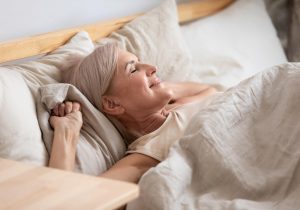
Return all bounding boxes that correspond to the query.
[126,99,211,161]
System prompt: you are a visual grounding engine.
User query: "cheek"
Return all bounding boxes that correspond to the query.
[118,77,148,98]
[130,77,149,94]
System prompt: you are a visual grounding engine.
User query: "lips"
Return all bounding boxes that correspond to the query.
[149,78,161,88]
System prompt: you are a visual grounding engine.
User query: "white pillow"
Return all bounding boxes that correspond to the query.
[0,69,47,165]
[0,31,94,166]
[180,0,288,90]
[14,31,94,92]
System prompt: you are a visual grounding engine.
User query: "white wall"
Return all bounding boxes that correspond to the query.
[0,0,188,42]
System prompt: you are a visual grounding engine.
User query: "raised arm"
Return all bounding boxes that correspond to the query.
[101,154,159,183]
[164,81,217,109]
[48,102,82,171]
[48,102,158,183]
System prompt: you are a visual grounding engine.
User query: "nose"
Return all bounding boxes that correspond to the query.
[145,64,157,76]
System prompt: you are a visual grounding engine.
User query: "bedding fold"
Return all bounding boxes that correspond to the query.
[127,62,300,210]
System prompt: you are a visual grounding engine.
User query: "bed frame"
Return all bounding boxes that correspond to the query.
[0,0,234,64]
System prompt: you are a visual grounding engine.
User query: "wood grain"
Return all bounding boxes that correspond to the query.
[178,0,234,23]
[0,0,234,63]
[0,158,139,210]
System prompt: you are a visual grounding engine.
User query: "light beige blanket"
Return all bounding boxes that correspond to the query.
[37,83,126,175]
[128,63,300,210]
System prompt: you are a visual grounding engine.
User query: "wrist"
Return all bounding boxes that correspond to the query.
[54,125,80,144]
[49,128,79,171]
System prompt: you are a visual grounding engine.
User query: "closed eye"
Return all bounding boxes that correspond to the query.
[130,64,138,73]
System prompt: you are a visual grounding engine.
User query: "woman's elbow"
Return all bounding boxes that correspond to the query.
[207,86,218,94]
[200,86,217,96]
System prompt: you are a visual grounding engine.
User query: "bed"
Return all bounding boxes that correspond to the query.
[0,0,299,209]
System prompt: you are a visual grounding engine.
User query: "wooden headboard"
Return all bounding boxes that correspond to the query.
[0,0,234,64]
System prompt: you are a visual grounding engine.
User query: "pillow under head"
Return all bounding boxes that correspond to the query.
[96,0,193,82]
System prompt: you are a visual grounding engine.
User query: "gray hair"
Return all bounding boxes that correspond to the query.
[62,43,118,111]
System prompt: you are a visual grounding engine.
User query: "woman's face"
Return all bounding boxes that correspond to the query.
[107,49,172,115]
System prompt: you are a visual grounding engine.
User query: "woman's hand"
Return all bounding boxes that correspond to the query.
[48,101,83,171]
[50,101,83,138]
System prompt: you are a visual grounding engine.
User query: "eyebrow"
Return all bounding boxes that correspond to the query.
[125,60,135,71]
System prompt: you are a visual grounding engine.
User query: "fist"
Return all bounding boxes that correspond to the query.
[49,101,83,136]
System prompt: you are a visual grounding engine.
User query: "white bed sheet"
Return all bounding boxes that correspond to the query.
[127,63,300,210]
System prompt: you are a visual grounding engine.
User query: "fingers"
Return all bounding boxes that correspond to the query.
[59,103,65,117]
[65,101,72,114]
[51,101,81,117]
[52,104,59,116]
[72,102,81,112]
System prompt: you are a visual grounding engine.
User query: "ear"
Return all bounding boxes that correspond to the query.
[101,95,125,115]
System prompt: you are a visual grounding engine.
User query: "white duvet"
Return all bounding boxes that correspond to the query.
[127,63,300,210]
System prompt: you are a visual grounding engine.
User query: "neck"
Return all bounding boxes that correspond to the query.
[117,108,169,140]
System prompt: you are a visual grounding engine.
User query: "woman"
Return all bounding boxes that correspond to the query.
[49,43,217,183]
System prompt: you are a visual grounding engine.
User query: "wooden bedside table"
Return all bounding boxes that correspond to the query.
[0,158,139,210]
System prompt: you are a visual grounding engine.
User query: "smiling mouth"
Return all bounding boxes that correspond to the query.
[150,78,161,88]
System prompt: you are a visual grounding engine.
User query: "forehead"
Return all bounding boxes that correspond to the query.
[118,49,138,64]
[113,49,138,79]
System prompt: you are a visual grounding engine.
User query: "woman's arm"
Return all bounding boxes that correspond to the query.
[101,154,158,210]
[48,102,82,171]
[101,154,159,183]
[48,102,158,183]
[165,81,217,109]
